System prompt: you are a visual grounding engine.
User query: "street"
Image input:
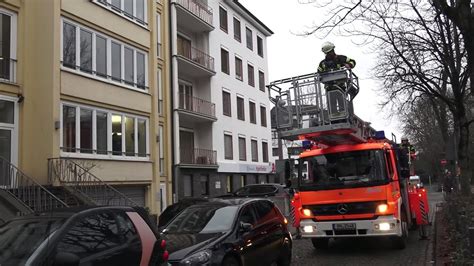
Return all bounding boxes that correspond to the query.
[291,189,443,265]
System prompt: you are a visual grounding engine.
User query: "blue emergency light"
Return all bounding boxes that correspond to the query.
[374,130,386,140]
[302,140,312,150]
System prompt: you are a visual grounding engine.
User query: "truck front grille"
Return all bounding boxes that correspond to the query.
[305,201,384,216]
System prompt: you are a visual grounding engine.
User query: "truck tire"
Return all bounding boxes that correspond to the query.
[392,212,408,249]
[311,238,329,249]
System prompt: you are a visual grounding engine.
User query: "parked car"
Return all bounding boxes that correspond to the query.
[158,197,210,228]
[227,184,292,219]
[0,206,168,266]
[161,198,292,266]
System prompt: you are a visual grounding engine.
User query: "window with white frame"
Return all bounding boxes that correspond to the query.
[61,103,149,159]
[156,14,162,58]
[61,18,148,91]
[94,0,147,26]
[159,125,165,175]
[0,9,17,83]
[158,69,163,114]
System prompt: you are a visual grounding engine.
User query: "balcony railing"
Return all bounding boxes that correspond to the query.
[176,0,213,25]
[177,45,215,71]
[0,58,17,83]
[180,148,217,165]
[178,94,216,118]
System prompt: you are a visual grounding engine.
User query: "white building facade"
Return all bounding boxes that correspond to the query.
[170,0,274,200]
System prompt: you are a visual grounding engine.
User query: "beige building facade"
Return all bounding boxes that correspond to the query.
[0,0,171,218]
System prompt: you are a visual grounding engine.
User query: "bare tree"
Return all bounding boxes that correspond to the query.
[299,0,473,194]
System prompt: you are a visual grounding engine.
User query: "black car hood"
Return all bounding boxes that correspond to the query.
[162,232,224,261]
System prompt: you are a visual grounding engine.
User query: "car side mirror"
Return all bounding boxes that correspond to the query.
[53,252,80,266]
[240,222,253,233]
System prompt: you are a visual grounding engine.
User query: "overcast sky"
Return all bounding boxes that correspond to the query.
[239,0,403,139]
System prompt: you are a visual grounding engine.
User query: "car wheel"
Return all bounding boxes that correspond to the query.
[392,211,408,249]
[222,255,240,266]
[311,238,329,249]
[276,244,292,266]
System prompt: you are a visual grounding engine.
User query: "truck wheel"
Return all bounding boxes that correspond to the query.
[311,238,329,249]
[392,212,408,249]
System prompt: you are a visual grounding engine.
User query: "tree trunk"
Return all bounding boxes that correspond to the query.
[457,117,471,195]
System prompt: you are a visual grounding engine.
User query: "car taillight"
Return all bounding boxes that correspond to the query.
[161,239,166,249]
[163,250,169,262]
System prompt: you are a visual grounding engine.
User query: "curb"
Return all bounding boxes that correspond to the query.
[429,203,443,265]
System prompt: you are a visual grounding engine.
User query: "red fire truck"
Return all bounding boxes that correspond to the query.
[269,69,429,249]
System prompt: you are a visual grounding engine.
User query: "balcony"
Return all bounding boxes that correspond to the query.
[178,94,217,122]
[176,46,215,77]
[0,58,17,83]
[174,0,214,32]
[180,148,217,168]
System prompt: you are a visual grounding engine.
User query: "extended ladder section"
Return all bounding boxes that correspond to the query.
[268,69,375,145]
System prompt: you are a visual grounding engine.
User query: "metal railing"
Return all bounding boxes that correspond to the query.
[180,148,217,165]
[48,158,139,207]
[0,58,17,83]
[0,157,68,213]
[178,93,216,118]
[175,0,213,25]
[177,45,215,71]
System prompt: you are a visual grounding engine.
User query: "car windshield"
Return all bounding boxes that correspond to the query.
[299,149,389,190]
[164,204,238,234]
[0,218,64,265]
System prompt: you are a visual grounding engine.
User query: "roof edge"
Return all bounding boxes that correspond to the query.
[226,0,274,36]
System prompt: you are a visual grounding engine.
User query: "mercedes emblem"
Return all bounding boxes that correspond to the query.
[337,203,349,214]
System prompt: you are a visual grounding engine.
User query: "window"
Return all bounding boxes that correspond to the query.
[222,91,231,116]
[226,175,233,193]
[246,27,253,50]
[80,109,93,153]
[221,48,229,74]
[239,137,246,161]
[62,103,149,159]
[0,100,13,124]
[55,212,141,265]
[94,0,147,26]
[159,125,165,175]
[62,19,148,91]
[257,36,264,57]
[253,201,274,225]
[233,17,241,42]
[62,106,76,153]
[249,102,256,124]
[248,64,254,87]
[272,147,279,157]
[237,97,245,121]
[79,29,92,73]
[260,106,267,127]
[62,22,76,69]
[239,205,256,225]
[259,71,265,92]
[183,175,192,197]
[251,139,258,162]
[200,175,209,196]
[235,57,242,81]
[96,36,107,77]
[262,141,269,162]
[156,14,162,58]
[240,175,247,187]
[224,134,233,160]
[219,6,228,32]
[158,69,163,114]
[0,11,16,82]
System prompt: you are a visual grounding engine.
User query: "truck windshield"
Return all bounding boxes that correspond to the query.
[299,149,389,190]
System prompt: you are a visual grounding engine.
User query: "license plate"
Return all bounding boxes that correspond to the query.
[333,223,356,230]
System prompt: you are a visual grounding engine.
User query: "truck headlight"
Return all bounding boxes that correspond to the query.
[180,249,212,266]
[302,208,312,217]
[377,204,388,213]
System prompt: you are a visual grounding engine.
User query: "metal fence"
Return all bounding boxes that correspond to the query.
[180,148,217,165]
[178,94,216,118]
[175,0,213,25]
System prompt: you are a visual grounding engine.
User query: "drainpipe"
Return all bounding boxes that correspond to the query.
[170,2,179,203]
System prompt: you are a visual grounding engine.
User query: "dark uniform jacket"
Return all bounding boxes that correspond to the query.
[318,54,356,73]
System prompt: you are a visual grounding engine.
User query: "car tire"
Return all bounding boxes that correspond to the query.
[222,255,240,266]
[276,243,292,266]
[311,238,329,249]
[392,211,408,249]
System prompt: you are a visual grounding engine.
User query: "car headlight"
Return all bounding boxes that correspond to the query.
[180,249,212,266]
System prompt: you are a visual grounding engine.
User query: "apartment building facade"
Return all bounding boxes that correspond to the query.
[170,0,273,200]
[0,0,171,219]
